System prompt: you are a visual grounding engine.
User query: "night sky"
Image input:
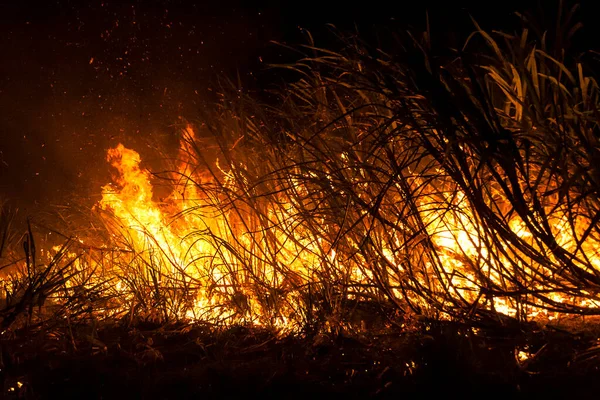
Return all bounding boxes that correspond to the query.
[0,0,594,213]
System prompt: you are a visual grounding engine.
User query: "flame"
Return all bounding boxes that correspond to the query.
[3,122,600,332]
[92,127,333,328]
[90,123,600,327]
[101,144,182,270]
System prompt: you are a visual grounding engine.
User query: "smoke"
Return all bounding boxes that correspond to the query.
[0,1,273,213]
[1,0,585,214]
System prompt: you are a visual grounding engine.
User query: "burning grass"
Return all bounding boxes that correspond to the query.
[3,6,600,396]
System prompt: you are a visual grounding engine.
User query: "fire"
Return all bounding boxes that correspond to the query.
[84,120,600,330]
[4,35,600,332]
[92,127,331,328]
[99,138,232,322]
[2,15,600,341]
[2,120,599,332]
[101,144,181,270]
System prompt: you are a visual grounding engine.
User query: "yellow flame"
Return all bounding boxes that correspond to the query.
[5,123,598,331]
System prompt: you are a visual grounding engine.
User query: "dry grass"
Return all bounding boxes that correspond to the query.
[2,6,600,337]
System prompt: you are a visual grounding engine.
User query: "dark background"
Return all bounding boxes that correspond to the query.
[0,0,595,213]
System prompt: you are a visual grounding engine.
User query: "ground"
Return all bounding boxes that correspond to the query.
[2,316,600,399]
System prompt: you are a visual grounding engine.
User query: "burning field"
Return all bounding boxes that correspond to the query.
[2,2,600,397]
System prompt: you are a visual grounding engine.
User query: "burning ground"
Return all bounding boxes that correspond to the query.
[3,2,600,397]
